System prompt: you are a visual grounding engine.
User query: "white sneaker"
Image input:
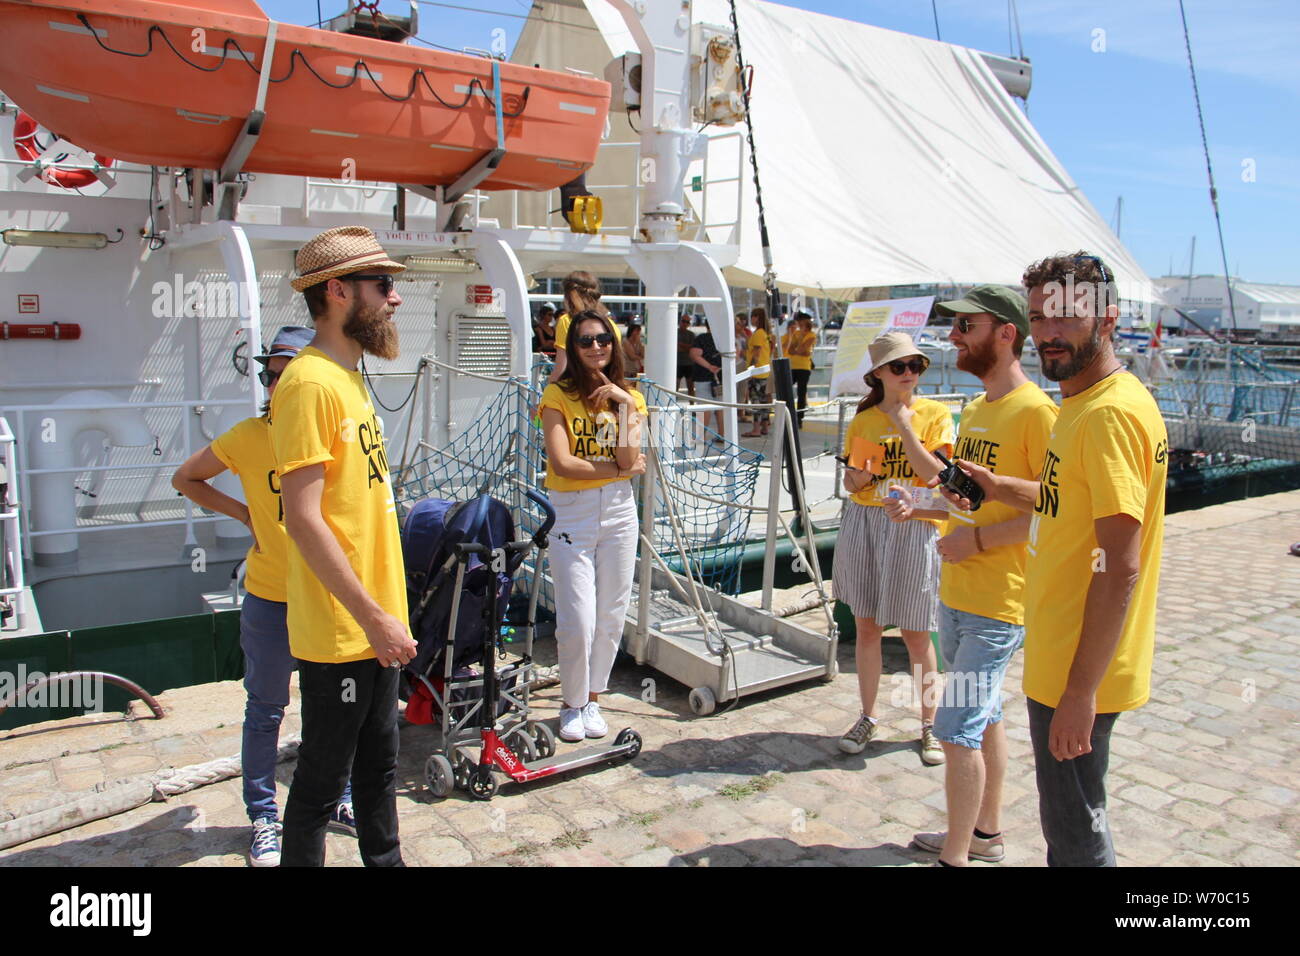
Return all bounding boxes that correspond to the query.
[559,707,585,742]
[581,701,608,738]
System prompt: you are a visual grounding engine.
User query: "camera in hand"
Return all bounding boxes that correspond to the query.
[933,452,984,511]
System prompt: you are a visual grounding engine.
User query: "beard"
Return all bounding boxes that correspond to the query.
[1039,320,1103,382]
[955,336,997,377]
[344,300,399,360]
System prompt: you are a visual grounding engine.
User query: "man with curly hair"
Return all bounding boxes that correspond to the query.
[941,252,1168,866]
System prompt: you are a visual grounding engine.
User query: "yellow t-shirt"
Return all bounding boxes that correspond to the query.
[540,382,648,492]
[748,328,771,379]
[1022,372,1168,712]
[782,330,815,372]
[209,416,287,604]
[554,311,622,349]
[843,398,955,529]
[939,383,1058,626]
[268,346,408,664]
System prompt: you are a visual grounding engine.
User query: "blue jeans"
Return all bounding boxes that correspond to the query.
[1027,697,1120,867]
[240,594,352,823]
[933,604,1024,749]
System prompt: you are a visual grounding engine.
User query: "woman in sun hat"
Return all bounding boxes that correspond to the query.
[831,331,955,767]
[172,326,358,867]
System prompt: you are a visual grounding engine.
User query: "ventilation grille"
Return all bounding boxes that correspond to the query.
[452,313,512,376]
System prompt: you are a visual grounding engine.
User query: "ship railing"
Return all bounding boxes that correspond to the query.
[1152,378,1300,430]
[0,398,250,564]
[0,416,30,633]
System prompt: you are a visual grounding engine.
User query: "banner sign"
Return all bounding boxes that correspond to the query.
[829,296,935,397]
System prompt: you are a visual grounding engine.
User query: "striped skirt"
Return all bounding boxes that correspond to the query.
[832,501,941,632]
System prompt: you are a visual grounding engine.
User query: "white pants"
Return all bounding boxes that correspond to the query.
[548,481,638,708]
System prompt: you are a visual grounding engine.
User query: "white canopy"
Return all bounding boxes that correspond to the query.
[498,0,1154,302]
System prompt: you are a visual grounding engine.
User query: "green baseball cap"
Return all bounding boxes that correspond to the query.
[935,284,1028,336]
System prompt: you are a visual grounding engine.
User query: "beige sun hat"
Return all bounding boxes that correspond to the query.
[868,331,926,371]
[290,226,406,292]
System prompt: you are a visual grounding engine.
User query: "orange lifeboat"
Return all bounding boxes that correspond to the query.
[0,0,610,192]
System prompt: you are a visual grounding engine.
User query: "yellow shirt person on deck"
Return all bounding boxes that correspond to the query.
[941,383,1059,626]
[1022,371,1167,712]
[540,381,648,492]
[843,398,954,528]
[210,417,287,603]
[270,345,408,664]
[782,327,815,372]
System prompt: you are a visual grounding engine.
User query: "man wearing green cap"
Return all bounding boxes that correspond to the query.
[885,285,1057,866]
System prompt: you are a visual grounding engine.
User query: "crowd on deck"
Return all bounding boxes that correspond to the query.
[173,227,1166,871]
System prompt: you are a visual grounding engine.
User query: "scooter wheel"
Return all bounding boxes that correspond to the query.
[614,728,642,760]
[424,754,454,799]
[513,731,538,761]
[453,753,475,790]
[531,722,557,758]
[469,770,498,801]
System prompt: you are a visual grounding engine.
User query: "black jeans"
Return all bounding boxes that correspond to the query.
[1027,697,1120,867]
[792,369,811,423]
[282,658,404,866]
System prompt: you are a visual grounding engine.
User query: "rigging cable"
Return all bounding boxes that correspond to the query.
[1178,0,1238,332]
[931,0,942,43]
[363,356,422,413]
[726,0,780,338]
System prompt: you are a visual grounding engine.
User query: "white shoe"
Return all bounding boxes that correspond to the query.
[581,701,608,738]
[559,707,585,742]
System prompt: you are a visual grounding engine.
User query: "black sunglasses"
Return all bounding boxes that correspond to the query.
[576,332,615,348]
[348,273,396,296]
[885,358,928,375]
[258,368,281,387]
[954,315,1002,334]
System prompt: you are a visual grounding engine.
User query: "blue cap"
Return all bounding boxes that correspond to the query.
[254,326,314,366]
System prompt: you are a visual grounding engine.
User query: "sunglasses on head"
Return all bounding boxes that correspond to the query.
[258,368,281,387]
[885,358,928,375]
[1073,255,1112,285]
[576,332,614,348]
[347,273,396,296]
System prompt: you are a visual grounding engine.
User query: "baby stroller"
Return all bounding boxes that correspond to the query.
[402,488,641,800]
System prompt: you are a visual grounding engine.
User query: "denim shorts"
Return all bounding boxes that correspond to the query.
[932,603,1024,749]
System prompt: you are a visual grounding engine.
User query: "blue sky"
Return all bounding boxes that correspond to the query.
[263,1,1299,285]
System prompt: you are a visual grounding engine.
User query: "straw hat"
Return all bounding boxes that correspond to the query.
[290,226,406,292]
[868,331,924,371]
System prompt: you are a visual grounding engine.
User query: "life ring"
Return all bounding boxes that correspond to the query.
[12,110,112,189]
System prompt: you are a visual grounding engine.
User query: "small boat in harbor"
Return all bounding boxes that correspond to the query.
[0,0,609,190]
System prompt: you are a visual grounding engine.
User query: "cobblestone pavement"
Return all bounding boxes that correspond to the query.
[2,491,1297,867]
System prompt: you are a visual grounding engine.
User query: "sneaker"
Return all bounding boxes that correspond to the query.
[911,829,1005,863]
[838,714,876,754]
[581,701,608,738]
[249,816,281,868]
[920,725,945,766]
[328,802,357,838]
[559,707,585,742]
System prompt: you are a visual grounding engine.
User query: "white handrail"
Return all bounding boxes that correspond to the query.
[0,417,28,632]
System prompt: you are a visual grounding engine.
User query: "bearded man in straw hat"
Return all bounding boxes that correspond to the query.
[272,226,417,867]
